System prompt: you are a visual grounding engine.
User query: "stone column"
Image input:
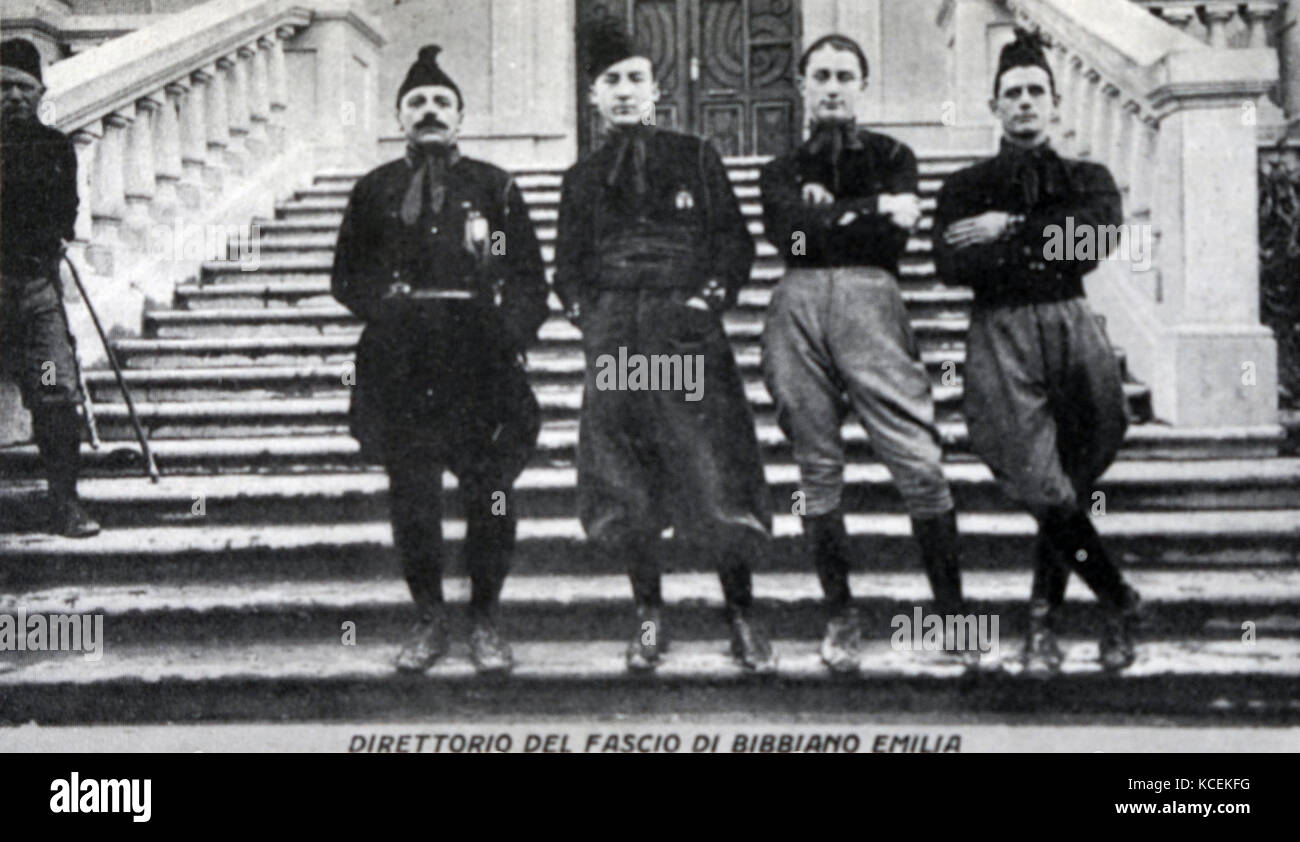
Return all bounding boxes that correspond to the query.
[152,83,186,221]
[122,95,161,251]
[90,111,131,267]
[200,64,229,193]
[268,27,294,153]
[177,75,207,209]
[221,54,249,176]
[247,40,271,159]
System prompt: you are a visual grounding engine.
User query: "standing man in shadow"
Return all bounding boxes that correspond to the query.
[933,30,1141,673]
[332,46,549,675]
[554,18,776,673]
[1,38,99,538]
[760,35,971,673]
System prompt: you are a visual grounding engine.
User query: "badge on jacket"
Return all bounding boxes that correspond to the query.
[674,188,695,211]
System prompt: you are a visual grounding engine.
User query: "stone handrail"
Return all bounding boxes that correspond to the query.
[1002,0,1280,429]
[29,0,384,365]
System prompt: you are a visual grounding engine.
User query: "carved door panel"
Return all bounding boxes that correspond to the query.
[577,0,801,156]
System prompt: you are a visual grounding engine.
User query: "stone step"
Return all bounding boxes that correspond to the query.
[3,570,1296,647]
[77,380,1152,440]
[1,637,1297,723]
[80,366,1152,424]
[3,460,1297,530]
[3,511,1297,587]
[249,227,938,257]
[171,276,965,317]
[141,309,964,345]
[2,422,1281,482]
[290,176,949,203]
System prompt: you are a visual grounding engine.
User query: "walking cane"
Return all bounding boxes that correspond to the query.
[61,253,160,483]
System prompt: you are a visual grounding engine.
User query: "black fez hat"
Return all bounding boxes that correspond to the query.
[397,45,461,108]
[1,38,43,84]
[580,15,647,79]
[994,27,1054,95]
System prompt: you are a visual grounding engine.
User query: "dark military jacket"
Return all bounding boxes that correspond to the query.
[331,150,548,464]
[553,127,754,311]
[933,139,1123,306]
[759,127,917,275]
[0,119,78,278]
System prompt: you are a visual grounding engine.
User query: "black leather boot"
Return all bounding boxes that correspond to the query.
[395,607,450,673]
[720,565,776,673]
[1021,535,1067,675]
[804,511,859,673]
[911,510,978,667]
[1099,586,1142,672]
[37,405,98,539]
[624,538,667,672]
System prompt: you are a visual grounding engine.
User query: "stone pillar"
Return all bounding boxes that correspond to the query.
[122,95,161,251]
[268,27,293,152]
[222,53,250,176]
[177,75,207,209]
[152,83,186,221]
[1200,4,1237,50]
[69,125,104,273]
[1280,0,1300,121]
[200,64,229,193]
[247,41,271,159]
[91,111,131,261]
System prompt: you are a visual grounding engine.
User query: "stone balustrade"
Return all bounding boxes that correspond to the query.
[32,0,385,366]
[1004,0,1280,431]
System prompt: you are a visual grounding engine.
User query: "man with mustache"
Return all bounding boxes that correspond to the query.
[0,38,99,538]
[331,46,549,674]
[933,29,1141,673]
[554,18,775,673]
[760,34,970,673]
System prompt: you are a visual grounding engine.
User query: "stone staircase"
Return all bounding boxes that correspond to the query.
[1,156,1298,724]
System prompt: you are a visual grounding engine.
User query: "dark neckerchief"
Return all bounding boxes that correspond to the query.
[804,119,864,194]
[994,136,1070,208]
[400,141,460,226]
[603,123,656,196]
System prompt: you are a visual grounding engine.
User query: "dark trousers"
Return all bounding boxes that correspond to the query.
[387,454,516,618]
[1,272,84,501]
[963,297,1131,609]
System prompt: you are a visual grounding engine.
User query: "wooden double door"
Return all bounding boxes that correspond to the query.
[577,0,803,157]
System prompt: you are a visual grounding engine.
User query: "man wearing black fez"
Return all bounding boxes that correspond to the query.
[933,29,1141,673]
[331,46,549,674]
[554,17,775,673]
[1,38,99,538]
[760,34,972,674]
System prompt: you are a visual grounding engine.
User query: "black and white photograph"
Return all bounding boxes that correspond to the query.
[1,0,1298,779]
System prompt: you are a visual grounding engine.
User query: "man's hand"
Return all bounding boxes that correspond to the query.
[877,193,922,231]
[943,211,1015,249]
[802,182,835,206]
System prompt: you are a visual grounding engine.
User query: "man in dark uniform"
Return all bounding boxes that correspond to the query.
[760,34,971,674]
[933,29,1141,673]
[0,38,99,538]
[554,18,775,672]
[331,46,549,674]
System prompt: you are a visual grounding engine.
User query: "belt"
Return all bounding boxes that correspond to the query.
[596,228,702,290]
[408,289,475,300]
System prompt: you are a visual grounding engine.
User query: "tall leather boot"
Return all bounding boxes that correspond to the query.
[1039,507,1142,671]
[620,535,666,672]
[911,509,977,665]
[804,510,859,673]
[388,463,449,672]
[1021,534,1068,674]
[34,404,98,538]
[719,546,776,674]
[465,485,516,674]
